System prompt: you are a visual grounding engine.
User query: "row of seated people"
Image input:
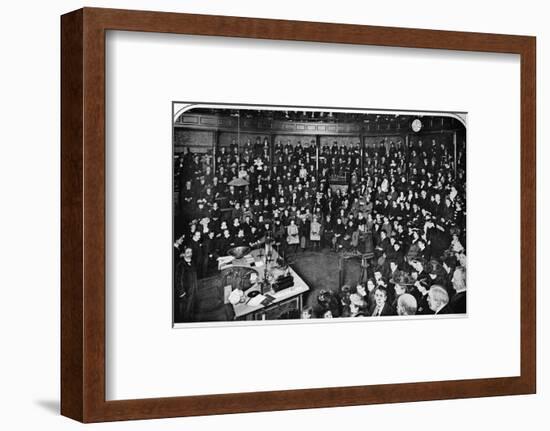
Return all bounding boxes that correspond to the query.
[174,239,466,322]
[174,244,467,322]
[175,137,461,185]
[175,210,465,284]
[176,137,453,169]
[176,170,465,273]
[306,257,467,319]
[174,202,465,283]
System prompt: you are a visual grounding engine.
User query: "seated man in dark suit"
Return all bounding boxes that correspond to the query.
[369,286,396,317]
[449,266,467,314]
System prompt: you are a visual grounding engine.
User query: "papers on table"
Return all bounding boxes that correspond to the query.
[246,294,266,307]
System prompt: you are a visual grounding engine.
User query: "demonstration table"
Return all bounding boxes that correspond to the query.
[225,248,310,321]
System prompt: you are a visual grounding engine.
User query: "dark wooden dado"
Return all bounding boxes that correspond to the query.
[175,111,464,136]
[173,110,466,158]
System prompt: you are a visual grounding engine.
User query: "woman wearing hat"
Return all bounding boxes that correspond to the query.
[390,270,415,310]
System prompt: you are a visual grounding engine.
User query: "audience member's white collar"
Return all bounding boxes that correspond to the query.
[435,303,447,314]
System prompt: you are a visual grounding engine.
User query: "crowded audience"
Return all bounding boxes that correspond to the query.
[174,132,467,320]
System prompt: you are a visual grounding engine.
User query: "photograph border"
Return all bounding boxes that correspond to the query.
[171,101,468,329]
[61,7,536,422]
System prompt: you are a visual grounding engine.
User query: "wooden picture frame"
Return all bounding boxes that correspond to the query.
[61,7,536,422]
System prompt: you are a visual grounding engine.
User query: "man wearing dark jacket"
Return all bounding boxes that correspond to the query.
[369,287,396,317]
[174,246,198,323]
[449,266,467,314]
[189,231,205,278]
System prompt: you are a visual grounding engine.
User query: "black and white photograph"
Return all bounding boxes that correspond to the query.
[173,104,467,326]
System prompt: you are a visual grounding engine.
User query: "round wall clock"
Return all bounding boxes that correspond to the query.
[411,118,423,132]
